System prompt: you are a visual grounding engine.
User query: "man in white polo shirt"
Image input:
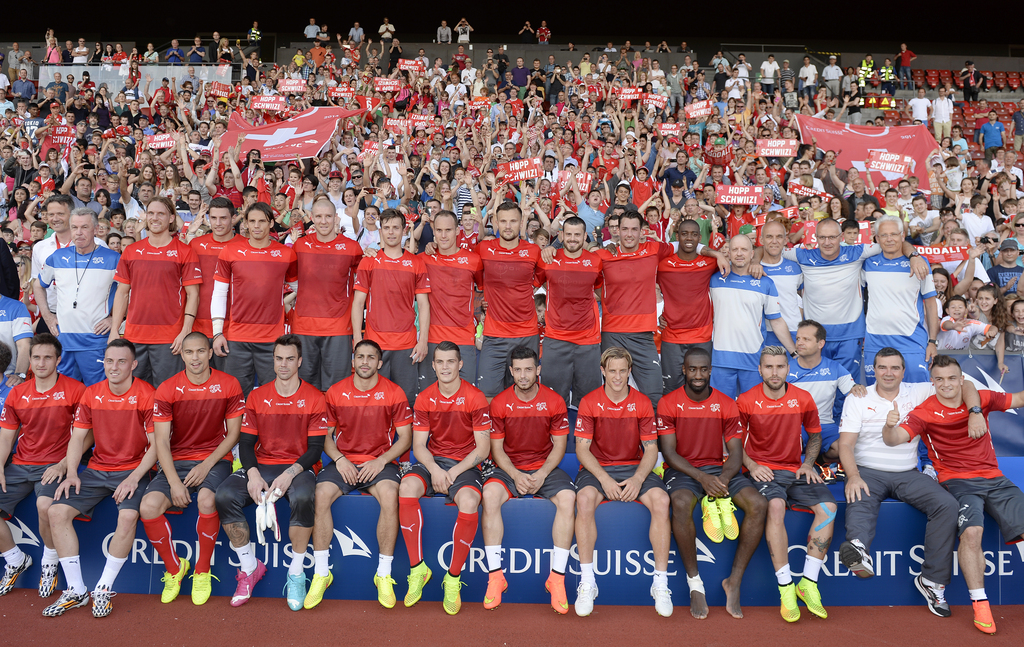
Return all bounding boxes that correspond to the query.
[837,346,983,618]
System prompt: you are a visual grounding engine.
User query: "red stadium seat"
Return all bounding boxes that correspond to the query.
[1003,102,1017,111]
[995,78,1008,91]
[926,69,940,77]
[995,71,1007,78]
[1010,78,1021,90]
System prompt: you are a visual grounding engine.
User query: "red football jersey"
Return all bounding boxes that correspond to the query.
[656,254,717,344]
[489,384,569,470]
[291,235,363,336]
[737,383,821,472]
[189,234,235,337]
[657,387,742,467]
[353,251,430,351]
[153,369,245,462]
[0,375,86,465]
[478,239,542,338]
[422,250,483,346]
[575,387,656,466]
[214,238,299,343]
[596,241,674,333]
[241,381,329,466]
[413,380,490,461]
[74,378,156,471]
[536,249,603,345]
[325,375,413,464]
[114,238,203,344]
[901,390,1012,482]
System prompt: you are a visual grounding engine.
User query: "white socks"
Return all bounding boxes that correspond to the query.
[580,562,596,586]
[803,555,824,582]
[59,555,86,594]
[551,546,570,574]
[314,550,330,577]
[232,542,258,575]
[775,564,793,586]
[969,588,987,601]
[287,551,305,576]
[652,570,668,589]
[96,555,127,590]
[377,554,393,578]
[41,546,59,567]
[1,546,24,568]
[485,545,502,572]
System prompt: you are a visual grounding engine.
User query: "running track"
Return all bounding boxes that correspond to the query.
[2,591,1021,645]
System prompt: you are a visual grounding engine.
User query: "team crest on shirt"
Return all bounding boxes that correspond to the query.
[335,244,345,250]
[457,257,469,265]
[901,261,910,268]
[536,401,547,411]
[750,279,760,287]
[297,399,305,408]
[784,265,793,273]
[519,249,529,258]
[166,250,178,258]
[210,384,222,393]
[627,402,636,412]
[402,260,413,267]
[787,399,797,408]
[710,403,720,412]
[820,367,831,376]
[583,259,592,267]
[456,397,465,405]
[128,396,137,405]
[52,391,65,401]
[271,250,282,258]
[374,392,384,400]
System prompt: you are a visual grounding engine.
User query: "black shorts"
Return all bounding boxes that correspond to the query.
[663,465,755,499]
[485,467,574,500]
[317,461,401,495]
[574,465,666,499]
[751,469,835,512]
[54,468,151,517]
[213,464,317,528]
[0,463,62,519]
[944,476,1024,543]
[403,456,482,504]
[145,460,233,509]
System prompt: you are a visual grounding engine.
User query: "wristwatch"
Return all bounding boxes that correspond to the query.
[968,406,983,415]
[928,339,937,345]
[790,350,798,358]
[14,372,25,379]
[908,250,921,258]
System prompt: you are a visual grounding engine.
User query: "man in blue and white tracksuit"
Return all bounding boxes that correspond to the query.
[861,215,940,385]
[760,220,803,348]
[780,217,929,380]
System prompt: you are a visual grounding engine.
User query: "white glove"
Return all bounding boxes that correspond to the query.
[255,494,268,546]
[922,464,938,481]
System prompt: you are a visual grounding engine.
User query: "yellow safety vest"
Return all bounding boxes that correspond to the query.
[878,66,895,81]
[859,60,875,83]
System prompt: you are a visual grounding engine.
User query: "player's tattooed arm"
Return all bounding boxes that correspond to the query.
[285,464,303,477]
[642,439,658,448]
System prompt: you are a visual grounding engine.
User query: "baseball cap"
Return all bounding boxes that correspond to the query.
[328,170,344,179]
[999,239,1019,251]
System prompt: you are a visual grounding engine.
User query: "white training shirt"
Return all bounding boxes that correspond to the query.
[839,382,934,472]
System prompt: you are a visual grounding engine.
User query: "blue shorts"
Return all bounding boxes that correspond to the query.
[822,339,862,380]
[710,366,761,399]
[58,348,106,386]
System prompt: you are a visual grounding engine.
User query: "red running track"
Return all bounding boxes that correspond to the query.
[1,590,1021,645]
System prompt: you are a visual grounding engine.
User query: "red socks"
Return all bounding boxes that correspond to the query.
[195,512,220,574]
[141,516,179,574]
[399,498,423,566]
[449,512,478,577]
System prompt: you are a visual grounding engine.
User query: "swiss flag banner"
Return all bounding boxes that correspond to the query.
[207,82,232,98]
[250,96,286,111]
[916,245,970,264]
[556,170,593,195]
[867,149,913,175]
[384,118,409,135]
[225,106,365,162]
[716,185,764,205]
[788,182,834,202]
[410,114,434,131]
[794,115,938,190]
[355,96,382,112]
[398,59,425,72]
[686,100,715,118]
[656,123,682,137]
[497,157,543,183]
[616,87,642,101]
[277,79,307,94]
[145,134,175,150]
[357,140,380,162]
[641,93,667,109]
[374,78,402,93]
[328,86,354,99]
[801,221,818,248]
[756,139,799,156]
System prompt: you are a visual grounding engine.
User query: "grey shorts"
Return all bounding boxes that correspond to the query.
[540,339,601,408]
[751,469,835,512]
[132,342,182,389]
[224,340,275,397]
[944,476,1024,543]
[0,464,62,518]
[317,461,401,495]
[663,465,754,498]
[478,335,539,398]
[298,334,353,391]
[54,468,151,517]
[145,460,233,508]
[403,456,482,504]
[485,467,574,500]
[214,464,317,528]
[574,465,666,499]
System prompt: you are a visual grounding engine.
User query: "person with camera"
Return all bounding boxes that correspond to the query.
[455,19,473,44]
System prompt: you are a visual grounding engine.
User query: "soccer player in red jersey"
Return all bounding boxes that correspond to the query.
[213,335,328,610]
[352,209,431,407]
[481,346,575,613]
[0,335,85,599]
[421,211,482,384]
[657,347,767,619]
[45,339,157,618]
[885,354,1024,635]
[657,219,719,394]
[138,332,244,605]
[738,346,835,623]
[109,197,202,388]
[535,215,603,407]
[476,202,542,401]
[291,199,363,390]
[305,339,413,610]
[211,203,299,395]
[398,341,490,615]
[573,347,673,618]
[187,197,236,368]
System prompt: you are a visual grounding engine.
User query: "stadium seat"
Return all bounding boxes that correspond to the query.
[1003,102,1017,111]
[925,75,939,89]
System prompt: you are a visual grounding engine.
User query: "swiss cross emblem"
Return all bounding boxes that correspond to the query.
[750,279,761,287]
[820,367,831,376]
[128,396,137,405]
[456,397,465,405]
[627,403,636,412]
[519,250,529,257]
[457,257,468,265]
[403,260,413,267]
[787,399,798,408]
[374,392,385,400]
[271,249,282,257]
[583,259,592,267]
[335,244,345,250]
[536,401,547,411]
[210,384,222,393]
[297,399,305,408]
[710,403,720,412]
[166,250,178,258]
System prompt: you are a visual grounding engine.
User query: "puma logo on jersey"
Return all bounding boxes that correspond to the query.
[238,249,247,256]
[429,398,437,405]
[263,399,273,407]
[176,386,185,394]
[934,411,944,419]
[506,404,514,412]
[755,400,763,409]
